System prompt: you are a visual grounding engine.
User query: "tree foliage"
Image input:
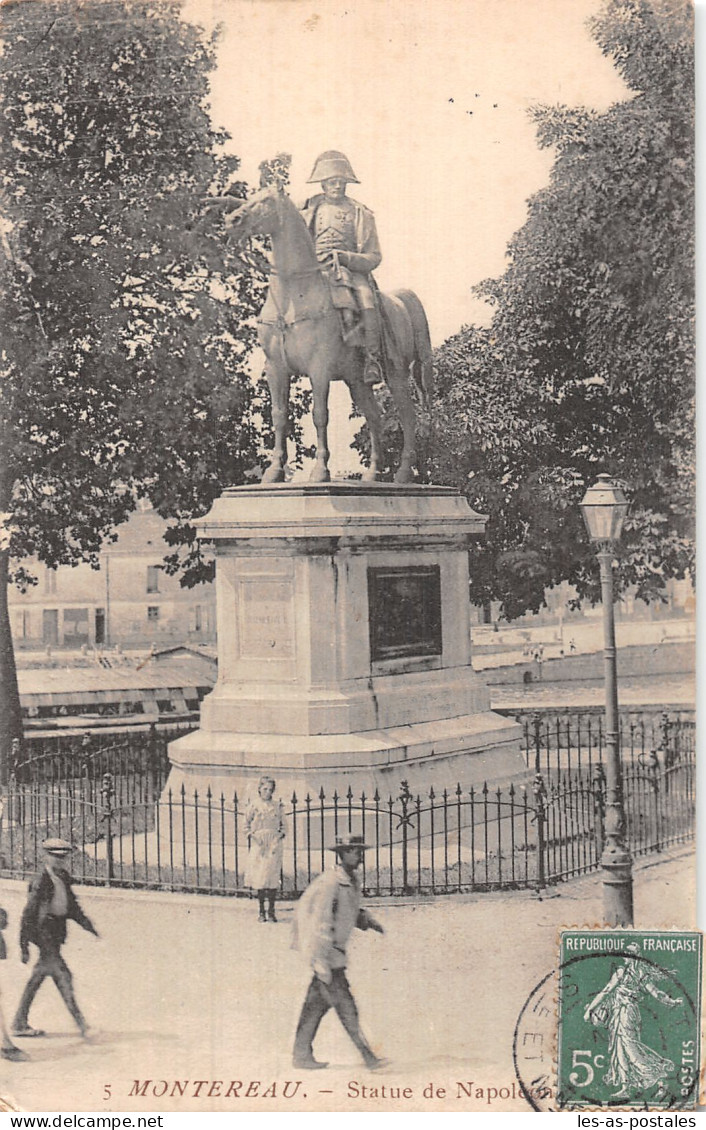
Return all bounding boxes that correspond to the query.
[0,0,285,760]
[431,0,694,619]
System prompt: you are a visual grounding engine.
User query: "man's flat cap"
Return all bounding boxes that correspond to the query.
[42,838,73,856]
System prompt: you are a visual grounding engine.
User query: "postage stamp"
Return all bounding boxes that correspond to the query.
[557,931,702,1110]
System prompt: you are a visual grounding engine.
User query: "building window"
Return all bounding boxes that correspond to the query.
[147,606,160,622]
[45,570,57,594]
[63,607,89,644]
[194,604,203,632]
[95,608,106,646]
[146,566,160,594]
[43,609,59,646]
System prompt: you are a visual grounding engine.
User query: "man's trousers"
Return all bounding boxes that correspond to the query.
[293,968,376,1065]
[13,938,86,1034]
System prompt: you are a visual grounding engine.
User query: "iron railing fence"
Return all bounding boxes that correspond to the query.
[11,725,190,803]
[0,737,694,899]
[14,712,694,794]
[520,711,694,782]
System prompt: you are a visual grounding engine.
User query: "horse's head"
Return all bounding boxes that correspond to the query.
[224,183,285,243]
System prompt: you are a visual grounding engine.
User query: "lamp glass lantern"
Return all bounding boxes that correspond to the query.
[580,474,629,544]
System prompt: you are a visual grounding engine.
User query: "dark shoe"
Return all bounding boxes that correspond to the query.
[363,353,384,386]
[12,1026,45,1038]
[293,1056,329,1070]
[366,1055,391,1071]
[267,910,278,923]
[1,1045,28,1061]
[258,911,267,923]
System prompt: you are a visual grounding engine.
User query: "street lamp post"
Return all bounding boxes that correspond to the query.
[580,473,633,927]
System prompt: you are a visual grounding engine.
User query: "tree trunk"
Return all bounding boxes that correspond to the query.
[0,550,23,786]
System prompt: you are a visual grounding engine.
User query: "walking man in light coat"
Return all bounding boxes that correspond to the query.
[292,832,387,1071]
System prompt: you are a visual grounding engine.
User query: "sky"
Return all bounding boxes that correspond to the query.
[176,0,632,474]
[183,0,629,347]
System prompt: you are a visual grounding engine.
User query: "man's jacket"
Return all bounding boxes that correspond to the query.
[300,194,382,278]
[292,864,376,974]
[19,866,97,955]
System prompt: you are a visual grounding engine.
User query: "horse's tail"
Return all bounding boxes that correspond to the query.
[393,288,434,409]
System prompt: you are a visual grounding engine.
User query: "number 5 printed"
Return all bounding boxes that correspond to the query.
[569,1050,604,1087]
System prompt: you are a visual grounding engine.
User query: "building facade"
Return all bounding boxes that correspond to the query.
[9,505,216,650]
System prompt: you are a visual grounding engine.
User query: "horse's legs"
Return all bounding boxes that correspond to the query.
[309,363,331,483]
[386,364,417,483]
[262,360,290,484]
[345,370,384,481]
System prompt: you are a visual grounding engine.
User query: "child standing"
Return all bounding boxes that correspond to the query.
[244,776,286,922]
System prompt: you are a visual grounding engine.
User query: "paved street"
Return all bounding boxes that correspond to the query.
[0,846,695,1114]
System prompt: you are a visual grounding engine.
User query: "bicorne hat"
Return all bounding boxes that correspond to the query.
[307,151,360,184]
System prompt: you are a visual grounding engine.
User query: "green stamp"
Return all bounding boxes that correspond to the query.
[558,930,702,1110]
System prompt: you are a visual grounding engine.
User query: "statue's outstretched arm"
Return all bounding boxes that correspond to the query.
[584,970,621,1021]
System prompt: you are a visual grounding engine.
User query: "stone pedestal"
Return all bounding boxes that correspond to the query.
[162,482,524,809]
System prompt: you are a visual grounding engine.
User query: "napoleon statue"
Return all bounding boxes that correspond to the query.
[209,150,432,483]
[299,151,384,387]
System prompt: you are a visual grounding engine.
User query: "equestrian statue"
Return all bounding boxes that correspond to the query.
[212,152,433,484]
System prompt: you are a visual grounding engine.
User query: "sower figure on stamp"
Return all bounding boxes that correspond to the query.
[292,832,388,1071]
[13,839,99,1039]
[244,775,287,923]
[300,151,385,387]
[584,943,683,1100]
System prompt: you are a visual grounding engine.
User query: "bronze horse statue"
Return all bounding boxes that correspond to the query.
[221,183,432,483]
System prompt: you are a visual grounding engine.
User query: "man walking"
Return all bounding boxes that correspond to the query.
[0,908,26,1061]
[292,832,387,1070]
[13,839,99,1038]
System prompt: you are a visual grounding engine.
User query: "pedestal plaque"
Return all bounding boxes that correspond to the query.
[238,578,295,659]
[368,565,442,661]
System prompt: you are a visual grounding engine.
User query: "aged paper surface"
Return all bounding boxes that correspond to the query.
[0,0,695,1115]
